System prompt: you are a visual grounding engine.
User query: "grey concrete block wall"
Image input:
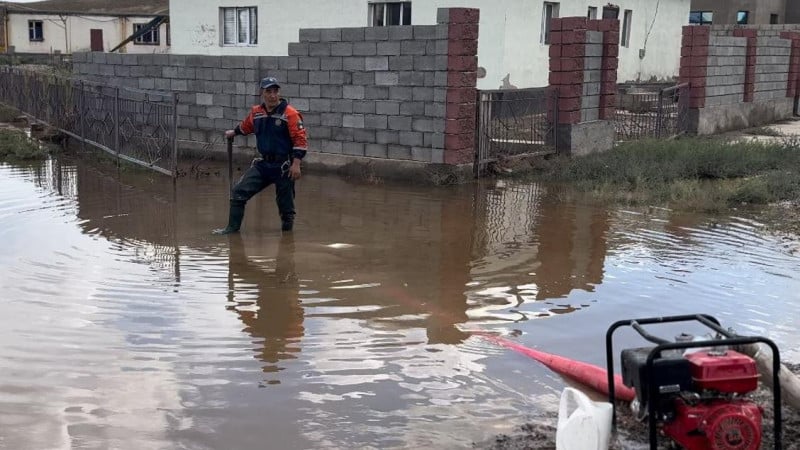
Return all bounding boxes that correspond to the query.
[754,37,791,101]
[72,23,452,164]
[703,37,746,107]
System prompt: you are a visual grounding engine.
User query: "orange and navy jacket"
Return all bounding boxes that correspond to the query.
[234,99,308,160]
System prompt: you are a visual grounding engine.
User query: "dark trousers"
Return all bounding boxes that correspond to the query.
[230,163,295,221]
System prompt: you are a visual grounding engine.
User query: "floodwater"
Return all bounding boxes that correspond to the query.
[1,154,799,450]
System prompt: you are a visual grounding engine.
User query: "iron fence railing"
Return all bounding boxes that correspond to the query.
[613,83,690,141]
[0,66,178,177]
[475,87,558,177]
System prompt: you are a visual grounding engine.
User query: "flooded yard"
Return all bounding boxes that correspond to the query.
[1,154,799,449]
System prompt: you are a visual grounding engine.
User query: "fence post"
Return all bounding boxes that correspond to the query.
[113,86,120,161]
[171,93,179,178]
[79,80,86,152]
[656,89,665,139]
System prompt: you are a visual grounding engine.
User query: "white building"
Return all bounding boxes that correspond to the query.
[168,0,690,88]
[1,0,170,54]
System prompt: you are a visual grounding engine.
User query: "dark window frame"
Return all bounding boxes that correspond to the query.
[28,20,44,42]
[368,2,412,27]
[737,10,749,25]
[689,11,713,25]
[220,6,258,46]
[133,23,160,45]
[541,2,560,45]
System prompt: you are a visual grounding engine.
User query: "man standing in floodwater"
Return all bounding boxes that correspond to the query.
[213,76,308,234]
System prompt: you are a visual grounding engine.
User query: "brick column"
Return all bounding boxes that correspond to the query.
[547,17,616,155]
[0,6,7,53]
[598,19,619,120]
[439,8,479,165]
[733,28,756,102]
[679,26,710,108]
[548,17,587,126]
[780,31,800,98]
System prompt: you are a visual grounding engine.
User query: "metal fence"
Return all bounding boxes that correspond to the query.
[0,66,178,177]
[475,87,558,177]
[613,83,690,141]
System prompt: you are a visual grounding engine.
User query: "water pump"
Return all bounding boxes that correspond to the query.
[605,314,783,450]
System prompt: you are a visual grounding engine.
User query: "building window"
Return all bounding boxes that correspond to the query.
[28,20,43,41]
[221,7,257,46]
[737,11,749,25]
[689,11,713,25]
[166,23,171,46]
[133,23,160,45]
[621,10,632,47]
[541,2,560,45]
[770,14,780,24]
[602,6,619,19]
[369,2,411,26]
[588,7,597,19]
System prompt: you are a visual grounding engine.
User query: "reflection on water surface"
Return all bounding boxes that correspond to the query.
[0,156,798,449]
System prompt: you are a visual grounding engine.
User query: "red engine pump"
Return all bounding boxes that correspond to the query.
[607,315,782,450]
[661,350,762,450]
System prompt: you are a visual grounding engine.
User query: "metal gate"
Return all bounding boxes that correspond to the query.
[0,66,178,177]
[613,83,690,141]
[475,87,559,177]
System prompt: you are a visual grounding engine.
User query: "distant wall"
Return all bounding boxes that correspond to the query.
[72,8,480,172]
[680,25,796,134]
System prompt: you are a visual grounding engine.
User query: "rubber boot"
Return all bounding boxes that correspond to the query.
[212,202,245,235]
[281,214,294,232]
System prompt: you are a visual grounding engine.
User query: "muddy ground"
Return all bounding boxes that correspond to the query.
[476,364,800,450]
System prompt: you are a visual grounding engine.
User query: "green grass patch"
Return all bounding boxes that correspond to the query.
[0,129,51,160]
[526,137,800,212]
[0,103,21,123]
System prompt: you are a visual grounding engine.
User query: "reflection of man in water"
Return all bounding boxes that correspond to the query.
[227,234,304,375]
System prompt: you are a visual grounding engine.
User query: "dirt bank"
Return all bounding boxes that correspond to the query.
[477,364,800,450]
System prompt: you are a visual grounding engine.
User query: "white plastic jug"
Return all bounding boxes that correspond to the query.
[555,387,612,450]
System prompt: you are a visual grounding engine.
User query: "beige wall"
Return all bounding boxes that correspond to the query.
[691,0,786,24]
[7,13,169,54]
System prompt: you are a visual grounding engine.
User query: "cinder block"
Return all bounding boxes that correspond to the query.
[342,28,365,41]
[310,98,332,112]
[353,100,376,114]
[353,42,378,56]
[389,26,413,40]
[321,57,343,70]
[365,56,389,71]
[365,27,389,40]
[376,72,400,85]
[400,131,424,146]
[320,85,343,98]
[332,42,353,57]
[299,28,321,43]
[288,42,309,56]
[352,71,375,85]
[389,55,414,71]
[343,142,365,156]
[389,115,413,130]
[412,118,435,132]
[412,87,434,101]
[343,57,365,71]
[318,140,343,154]
[365,143,388,158]
[376,100,400,115]
[309,43,331,57]
[425,103,446,118]
[343,114,365,128]
[321,28,342,42]
[401,41,427,55]
[364,114,388,128]
[300,84,321,98]
[414,25,439,40]
[378,41,402,56]
[390,86,414,101]
[197,93,214,105]
[399,72,425,85]
[344,85,366,99]
[330,71,351,85]
[388,144,412,160]
[424,132,445,149]
[411,147,432,162]
[309,71,330,84]
[365,86,390,99]
[331,99,354,113]
[376,130,400,145]
[287,70,310,84]
[400,102,425,116]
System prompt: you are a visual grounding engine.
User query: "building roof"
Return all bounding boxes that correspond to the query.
[1,0,168,16]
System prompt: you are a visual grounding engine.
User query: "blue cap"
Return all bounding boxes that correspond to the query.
[260,77,280,89]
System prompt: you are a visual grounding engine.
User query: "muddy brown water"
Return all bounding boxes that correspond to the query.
[1,154,799,450]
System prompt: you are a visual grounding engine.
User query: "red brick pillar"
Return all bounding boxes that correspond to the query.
[780,31,800,98]
[547,17,587,126]
[679,26,710,108]
[441,8,479,165]
[733,28,756,102]
[598,19,619,120]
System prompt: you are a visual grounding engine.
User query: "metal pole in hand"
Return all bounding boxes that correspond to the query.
[227,136,234,195]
